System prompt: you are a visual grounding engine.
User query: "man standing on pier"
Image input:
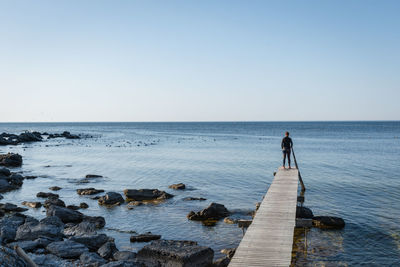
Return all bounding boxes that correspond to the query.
[281,131,293,169]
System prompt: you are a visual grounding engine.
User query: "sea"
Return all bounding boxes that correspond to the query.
[0,121,399,266]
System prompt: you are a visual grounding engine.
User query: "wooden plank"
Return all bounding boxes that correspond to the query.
[228,167,299,267]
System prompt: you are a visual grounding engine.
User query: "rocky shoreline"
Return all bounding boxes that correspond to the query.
[0,130,345,267]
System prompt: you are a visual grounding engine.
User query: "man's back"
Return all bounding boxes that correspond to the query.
[281,136,293,149]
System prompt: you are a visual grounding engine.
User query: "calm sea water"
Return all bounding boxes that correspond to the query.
[0,121,399,266]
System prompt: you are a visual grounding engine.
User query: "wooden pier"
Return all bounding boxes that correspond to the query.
[228,167,299,267]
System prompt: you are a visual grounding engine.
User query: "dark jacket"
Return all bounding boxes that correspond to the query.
[281,136,293,150]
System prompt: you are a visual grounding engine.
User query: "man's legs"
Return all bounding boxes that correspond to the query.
[282,150,287,168]
[287,150,291,168]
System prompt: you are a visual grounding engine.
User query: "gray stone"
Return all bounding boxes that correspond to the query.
[124,189,173,201]
[168,183,186,190]
[70,233,109,251]
[0,153,23,167]
[137,240,214,267]
[64,221,97,236]
[0,203,28,212]
[83,216,106,229]
[98,192,124,206]
[37,192,59,198]
[46,240,89,259]
[15,216,64,241]
[97,241,118,259]
[77,188,104,195]
[46,205,83,223]
[6,240,39,252]
[80,251,107,267]
[113,251,137,261]
[28,252,77,266]
[101,261,139,267]
[130,233,161,242]
[0,214,26,243]
[44,197,66,208]
[0,245,27,266]
[187,203,230,221]
[0,167,11,176]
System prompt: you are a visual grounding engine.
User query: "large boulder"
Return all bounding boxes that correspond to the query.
[15,216,64,241]
[0,167,11,176]
[312,216,345,229]
[124,189,174,201]
[69,233,109,251]
[17,132,42,143]
[46,205,83,224]
[187,203,230,221]
[98,192,124,206]
[46,240,89,259]
[0,173,24,193]
[0,203,28,213]
[27,253,73,267]
[137,240,214,267]
[0,153,23,167]
[82,215,106,229]
[44,197,66,208]
[113,251,137,261]
[0,245,27,266]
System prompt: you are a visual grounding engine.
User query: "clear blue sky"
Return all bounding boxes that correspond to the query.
[1,0,399,122]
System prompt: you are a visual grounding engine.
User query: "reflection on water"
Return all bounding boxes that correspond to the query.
[0,121,399,265]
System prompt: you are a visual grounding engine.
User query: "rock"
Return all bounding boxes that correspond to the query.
[85,174,103,178]
[130,233,161,242]
[237,220,252,228]
[70,233,109,251]
[37,192,59,198]
[46,205,83,224]
[221,248,236,259]
[80,202,89,209]
[98,192,124,206]
[124,189,174,201]
[15,216,64,241]
[46,240,89,259]
[182,197,207,201]
[82,215,106,229]
[91,196,101,200]
[64,221,97,236]
[24,176,37,180]
[62,131,80,139]
[0,173,24,193]
[0,214,26,243]
[212,257,230,267]
[7,240,40,252]
[113,251,137,261]
[22,201,42,208]
[312,216,345,229]
[77,188,104,195]
[97,241,118,259]
[223,217,237,224]
[137,240,214,267]
[187,203,230,221]
[18,132,42,142]
[27,253,73,267]
[49,186,62,191]
[101,261,138,267]
[44,197,66,208]
[168,183,185,190]
[296,206,314,219]
[0,153,23,167]
[0,167,11,176]
[0,203,28,212]
[66,205,80,210]
[80,251,107,266]
[0,245,27,266]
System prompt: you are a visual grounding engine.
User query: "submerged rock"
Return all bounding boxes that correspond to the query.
[85,174,103,178]
[83,215,106,229]
[49,186,62,191]
[130,233,161,242]
[137,240,214,267]
[168,183,186,190]
[221,248,236,259]
[77,188,104,195]
[0,153,23,167]
[312,216,345,229]
[80,202,89,209]
[187,203,230,221]
[46,240,88,259]
[0,171,25,193]
[98,192,124,206]
[182,197,207,201]
[124,189,174,201]
[44,197,66,208]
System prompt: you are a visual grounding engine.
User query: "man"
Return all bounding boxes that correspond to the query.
[281,131,293,169]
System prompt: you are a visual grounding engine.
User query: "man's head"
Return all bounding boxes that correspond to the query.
[285,131,289,137]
